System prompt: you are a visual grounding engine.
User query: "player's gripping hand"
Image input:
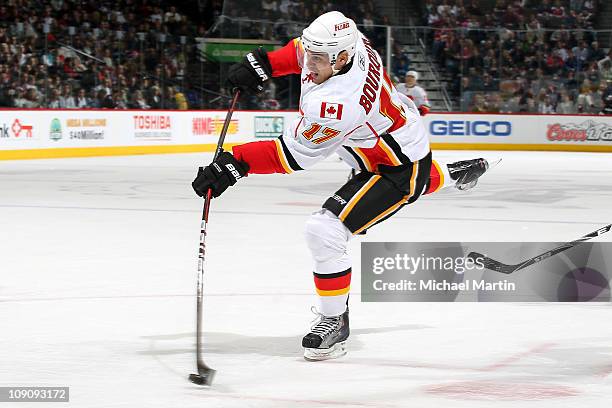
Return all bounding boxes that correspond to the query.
[192,152,250,198]
[227,48,272,94]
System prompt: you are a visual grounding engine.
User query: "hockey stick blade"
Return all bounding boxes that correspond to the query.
[467,224,611,274]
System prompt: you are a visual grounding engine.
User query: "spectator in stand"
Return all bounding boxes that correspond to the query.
[48,88,61,108]
[539,94,556,113]
[597,52,612,83]
[584,61,601,83]
[113,88,128,109]
[23,88,41,108]
[75,88,90,108]
[396,71,431,116]
[601,93,612,115]
[94,78,113,100]
[591,81,608,113]
[576,80,596,113]
[2,88,15,107]
[589,41,605,63]
[164,86,177,109]
[361,12,375,38]
[92,89,106,108]
[557,93,575,114]
[174,87,188,110]
[392,52,411,79]
[148,85,162,109]
[12,88,26,108]
[564,48,579,73]
[563,70,579,90]
[480,73,498,92]
[60,83,76,108]
[130,90,150,109]
[471,93,488,112]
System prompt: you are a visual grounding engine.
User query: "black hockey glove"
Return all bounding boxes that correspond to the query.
[192,151,250,198]
[227,47,273,94]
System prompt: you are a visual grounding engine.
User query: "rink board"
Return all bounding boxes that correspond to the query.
[1,110,611,159]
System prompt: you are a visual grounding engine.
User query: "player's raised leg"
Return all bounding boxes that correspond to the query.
[425,158,492,194]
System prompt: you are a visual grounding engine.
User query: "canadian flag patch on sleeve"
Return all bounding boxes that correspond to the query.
[320,102,343,120]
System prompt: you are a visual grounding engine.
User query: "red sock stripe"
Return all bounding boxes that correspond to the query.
[314,271,352,291]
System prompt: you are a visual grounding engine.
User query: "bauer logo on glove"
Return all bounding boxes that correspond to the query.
[246,53,269,83]
[192,151,250,198]
[227,48,273,94]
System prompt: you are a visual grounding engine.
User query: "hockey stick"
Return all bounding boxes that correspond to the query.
[467,224,611,274]
[188,90,241,386]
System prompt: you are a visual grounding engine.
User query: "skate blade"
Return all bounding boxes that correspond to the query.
[457,180,477,191]
[487,158,502,171]
[304,341,347,361]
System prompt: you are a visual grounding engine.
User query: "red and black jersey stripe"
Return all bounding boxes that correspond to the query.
[343,133,410,173]
[232,136,303,174]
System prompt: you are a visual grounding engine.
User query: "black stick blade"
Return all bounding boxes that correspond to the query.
[189,369,216,386]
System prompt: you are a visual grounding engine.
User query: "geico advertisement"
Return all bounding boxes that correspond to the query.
[425,115,514,143]
[425,114,612,145]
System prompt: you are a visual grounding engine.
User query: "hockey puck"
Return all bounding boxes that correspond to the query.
[189,371,215,386]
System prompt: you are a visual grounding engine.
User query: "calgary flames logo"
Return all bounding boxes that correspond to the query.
[334,21,350,31]
[302,72,316,84]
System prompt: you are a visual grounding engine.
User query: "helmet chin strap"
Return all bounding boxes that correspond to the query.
[329,55,339,75]
[330,54,352,76]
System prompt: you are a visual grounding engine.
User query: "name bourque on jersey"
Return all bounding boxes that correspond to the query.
[280,32,431,172]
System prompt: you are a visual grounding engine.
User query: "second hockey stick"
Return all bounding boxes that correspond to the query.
[467,224,611,274]
[188,90,241,386]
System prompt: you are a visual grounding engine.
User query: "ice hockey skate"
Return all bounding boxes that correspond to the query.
[447,158,500,190]
[302,308,350,361]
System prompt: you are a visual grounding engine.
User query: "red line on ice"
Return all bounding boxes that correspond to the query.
[479,342,556,372]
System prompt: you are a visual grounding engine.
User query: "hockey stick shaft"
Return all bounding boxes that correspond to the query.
[193,90,240,383]
[469,224,611,274]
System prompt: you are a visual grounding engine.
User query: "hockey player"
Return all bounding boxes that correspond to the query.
[192,11,490,360]
[396,70,431,116]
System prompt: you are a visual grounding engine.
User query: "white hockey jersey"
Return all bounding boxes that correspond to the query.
[396,83,430,112]
[280,33,430,173]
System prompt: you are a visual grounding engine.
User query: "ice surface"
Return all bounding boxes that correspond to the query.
[1,150,611,407]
